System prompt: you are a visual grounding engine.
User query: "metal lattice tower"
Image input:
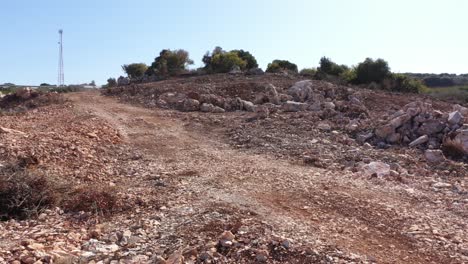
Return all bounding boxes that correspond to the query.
[57,29,64,87]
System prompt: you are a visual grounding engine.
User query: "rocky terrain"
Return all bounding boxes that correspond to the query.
[0,75,467,263]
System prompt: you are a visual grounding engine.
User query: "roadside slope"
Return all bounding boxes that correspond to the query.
[66,91,464,263]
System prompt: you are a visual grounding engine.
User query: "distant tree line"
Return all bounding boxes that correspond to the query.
[404,73,468,87]
[109,47,429,93]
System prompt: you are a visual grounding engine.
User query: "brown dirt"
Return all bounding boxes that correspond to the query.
[1,75,467,263]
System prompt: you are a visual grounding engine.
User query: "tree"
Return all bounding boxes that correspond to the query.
[203,47,258,73]
[318,57,348,76]
[40,83,51,86]
[266,60,298,73]
[147,49,194,77]
[122,63,148,79]
[232,50,258,69]
[354,58,390,84]
[89,80,96,86]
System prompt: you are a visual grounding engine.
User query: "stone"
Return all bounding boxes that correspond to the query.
[265,84,280,105]
[255,250,269,262]
[433,182,452,188]
[453,104,468,117]
[356,132,373,143]
[220,231,235,241]
[229,65,242,74]
[239,99,255,112]
[425,150,445,164]
[375,124,394,139]
[360,161,391,177]
[0,126,26,136]
[418,120,446,135]
[288,80,313,102]
[317,122,331,131]
[166,252,184,264]
[181,99,200,112]
[246,67,265,75]
[409,135,429,147]
[448,111,463,125]
[389,114,411,129]
[282,101,308,112]
[323,101,335,110]
[200,103,224,113]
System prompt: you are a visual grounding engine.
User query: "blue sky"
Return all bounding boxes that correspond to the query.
[1,0,467,85]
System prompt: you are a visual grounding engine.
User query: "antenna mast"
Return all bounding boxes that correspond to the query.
[57,29,64,87]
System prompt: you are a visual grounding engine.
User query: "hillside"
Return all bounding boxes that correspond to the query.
[0,74,467,263]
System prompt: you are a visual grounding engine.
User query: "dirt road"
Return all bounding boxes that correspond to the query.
[66,92,464,263]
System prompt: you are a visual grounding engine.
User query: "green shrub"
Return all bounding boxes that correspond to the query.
[382,73,425,93]
[203,47,257,73]
[266,60,298,73]
[211,52,247,73]
[147,49,193,77]
[299,68,317,77]
[318,57,348,76]
[232,50,258,69]
[107,78,117,87]
[122,63,148,79]
[354,58,390,84]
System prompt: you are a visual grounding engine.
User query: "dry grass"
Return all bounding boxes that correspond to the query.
[0,163,59,220]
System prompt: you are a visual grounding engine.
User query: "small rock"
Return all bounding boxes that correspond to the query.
[255,250,269,262]
[424,149,445,164]
[448,111,463,125]
[409,135,429,147]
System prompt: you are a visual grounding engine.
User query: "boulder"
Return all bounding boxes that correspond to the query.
[425,149,446,164]
[448,111,463,125]
[229,65,242,74]
[181,99,200,112]
[322,101,336,110]
[375,124,394,139]
[360,161,391,177]
[288,80,313,102]
[417,120,446,135]
[200,103,225,113]
[199,94,225,108]
[453,104,468,117]
[282,101,308,112]
[246,68,265,75]
[239,99,255,112]
[265,84,280,105]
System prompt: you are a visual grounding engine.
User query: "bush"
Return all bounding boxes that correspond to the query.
[266,60,298,73]
[107,78,117,87]
[232,50,258,69]
[382,73,425,93]
[318,57,348,76]
[299,68,317,77]
[122,63,148,79]
[203,47,257,73]
[354,58,390,84]
[147,49,194,77]
[0,164,59,220]
[62,185,119,215]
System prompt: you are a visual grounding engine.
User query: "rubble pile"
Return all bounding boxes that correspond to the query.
[0,88,63,110]
[374,101,468,160]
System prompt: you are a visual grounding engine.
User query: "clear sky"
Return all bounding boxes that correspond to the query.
[1,0,467,85]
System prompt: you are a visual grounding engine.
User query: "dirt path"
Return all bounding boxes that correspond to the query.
[66,92,459,263]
